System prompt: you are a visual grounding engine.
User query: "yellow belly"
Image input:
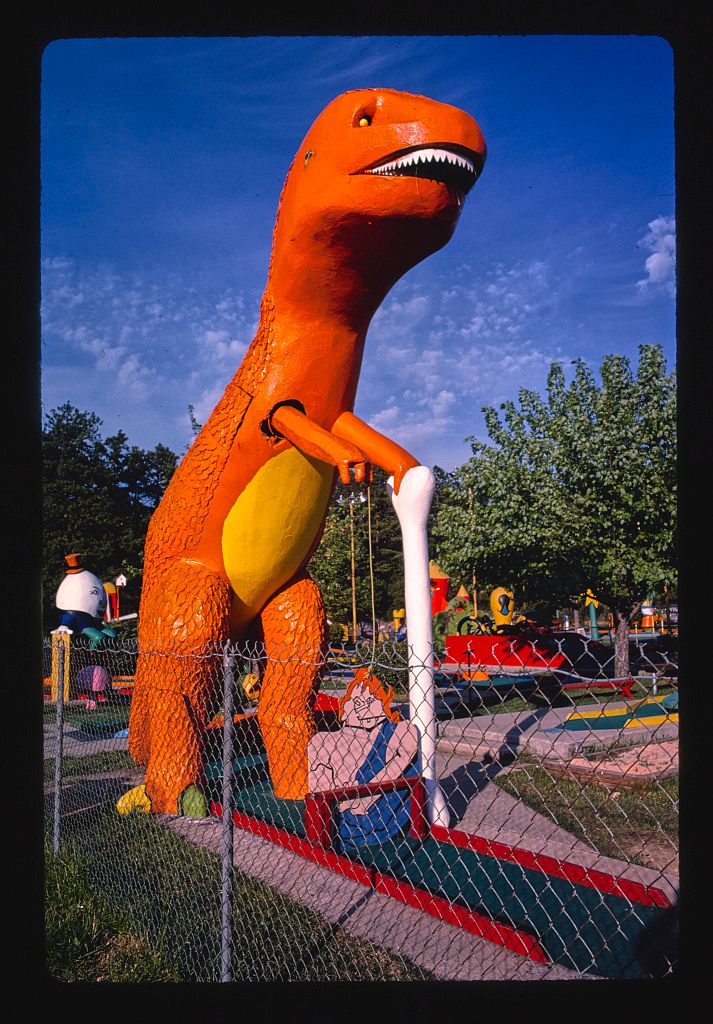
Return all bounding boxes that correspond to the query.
[222,446,334,625]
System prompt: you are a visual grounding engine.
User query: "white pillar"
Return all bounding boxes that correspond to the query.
[388,467,450,826]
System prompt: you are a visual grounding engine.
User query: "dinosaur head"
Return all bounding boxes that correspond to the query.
[268,89,486,323]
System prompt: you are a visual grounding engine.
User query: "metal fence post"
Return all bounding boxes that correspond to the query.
[220,642,236,982]
[52,636,65,857]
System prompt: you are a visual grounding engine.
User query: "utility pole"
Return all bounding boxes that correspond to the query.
[349,495,358,643]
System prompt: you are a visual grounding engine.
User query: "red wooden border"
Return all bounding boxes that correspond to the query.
[559,677,634,699]
[209,799,552,964]
[209,801,373,888]
[430,824,671,909]
[373,872,549,963]
[303,775,429,847]
[211,787,671,919]
[304,792,334,848]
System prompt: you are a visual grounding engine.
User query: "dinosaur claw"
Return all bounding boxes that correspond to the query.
[177,784,209,818]
[116,784,152,815]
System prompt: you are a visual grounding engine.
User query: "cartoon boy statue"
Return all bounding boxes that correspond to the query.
[308,669,419,851]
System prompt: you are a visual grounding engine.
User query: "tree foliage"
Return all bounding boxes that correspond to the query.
[434,345,676,672]
[42,403,177,627]
[42,343,675,674]
[309,467,405,632]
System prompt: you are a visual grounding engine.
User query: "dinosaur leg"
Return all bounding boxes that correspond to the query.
[123,560,232,815]
[257,571,327,800]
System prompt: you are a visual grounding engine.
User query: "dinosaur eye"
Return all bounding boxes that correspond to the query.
[357,114,371,127]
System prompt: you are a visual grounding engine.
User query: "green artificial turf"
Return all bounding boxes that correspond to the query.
[199,760,678,980]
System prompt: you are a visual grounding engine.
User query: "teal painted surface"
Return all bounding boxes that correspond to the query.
[555,701,675,731]
[207,767,677,978]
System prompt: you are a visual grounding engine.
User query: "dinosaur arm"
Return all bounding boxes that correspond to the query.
[331,411,419,495]
[269,404,371,485]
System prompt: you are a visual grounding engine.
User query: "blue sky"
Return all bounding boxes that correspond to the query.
[40,35,675,470]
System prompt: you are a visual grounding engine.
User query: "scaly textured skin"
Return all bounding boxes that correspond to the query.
[255,573,327,800]
[127,89,486,813]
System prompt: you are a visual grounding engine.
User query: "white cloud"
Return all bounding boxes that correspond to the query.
[636,216,676,296]
[117,352,154,399]
[42,255,74,271]
[357,255,576,459]
[370,294,430,340]
[41,257,264,455]
[198,328,248,363]
[370,405,401,429]
[75,335,126,372]
[41,258,257,404]
[190,382,225,425]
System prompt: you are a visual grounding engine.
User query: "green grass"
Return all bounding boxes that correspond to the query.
[43,703,131,729]
[493,758,678,866]
[44,750,137,782]
[45,839,180,981]
[49,805,433,982]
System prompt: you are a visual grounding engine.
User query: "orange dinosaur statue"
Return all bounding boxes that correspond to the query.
[118,88,486,817]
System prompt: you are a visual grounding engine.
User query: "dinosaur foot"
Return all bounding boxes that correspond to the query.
[177,784,209,818]
[116,782,209,817]
[116,784,152,815]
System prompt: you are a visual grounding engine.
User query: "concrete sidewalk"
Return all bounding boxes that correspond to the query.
[46,768,587,980]
[44,699,680,904]
[43,720,130,758]
[436,702,679,762]
[45,693,679,970]
[434,711,680,905]
[166,814,589,981]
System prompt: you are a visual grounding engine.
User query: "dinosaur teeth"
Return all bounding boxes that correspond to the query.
[368,148,476,175]
[360,145,482,194]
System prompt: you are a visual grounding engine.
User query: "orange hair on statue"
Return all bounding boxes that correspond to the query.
[338,667,401,724]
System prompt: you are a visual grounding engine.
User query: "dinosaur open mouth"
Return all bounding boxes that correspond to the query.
[356,143,483,195]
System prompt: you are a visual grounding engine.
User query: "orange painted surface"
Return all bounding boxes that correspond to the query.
[257,573,327,799]
[129,89,486,813]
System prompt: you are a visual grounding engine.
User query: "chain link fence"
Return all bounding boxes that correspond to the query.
[44,628,678,981]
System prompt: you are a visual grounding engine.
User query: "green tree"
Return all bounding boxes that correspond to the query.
[42,404,177,628]
[309,467,405,636]
[435,345,676,674]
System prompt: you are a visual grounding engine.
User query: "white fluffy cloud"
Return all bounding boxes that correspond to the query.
[189,382,226,427]
[636,216,676,296]
[354,257,576,465]
[41,256,257,411]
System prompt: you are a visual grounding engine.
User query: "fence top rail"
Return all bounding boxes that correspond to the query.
[43,633,678,682]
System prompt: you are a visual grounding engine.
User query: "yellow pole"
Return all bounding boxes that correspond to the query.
[51,630,70,702]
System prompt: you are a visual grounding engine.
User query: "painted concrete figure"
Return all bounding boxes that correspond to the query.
[119,88,486,817]
[308,670,419,849]
[490,587,515,628]
[76,664,111,709]
[55,553,117,648]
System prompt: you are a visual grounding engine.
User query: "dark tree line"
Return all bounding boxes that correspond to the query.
[42,403,177,627]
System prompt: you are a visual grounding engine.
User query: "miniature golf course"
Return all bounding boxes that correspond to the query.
[203,741,677,980]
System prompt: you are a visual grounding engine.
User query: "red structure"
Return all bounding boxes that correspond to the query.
[429,560,450,615]
[442,633,635,696]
